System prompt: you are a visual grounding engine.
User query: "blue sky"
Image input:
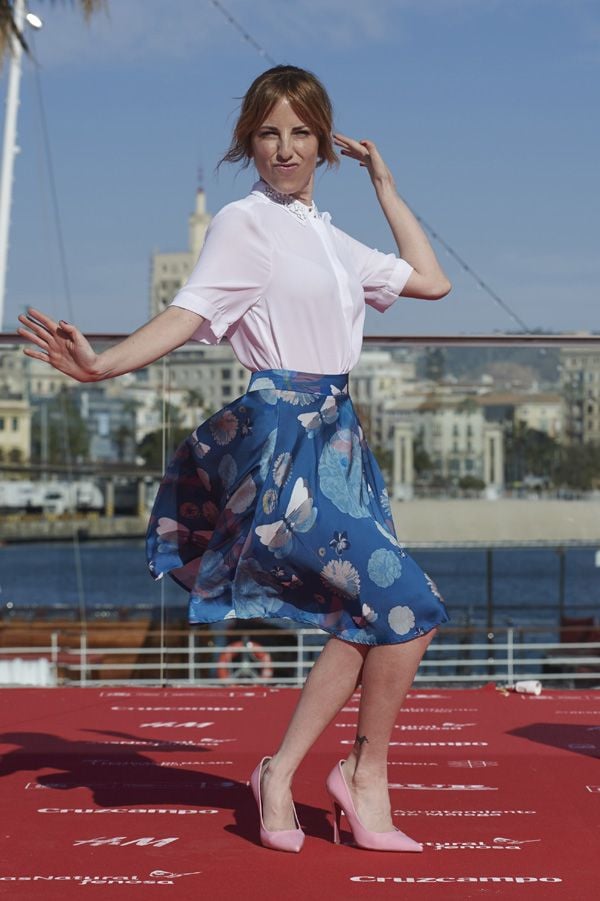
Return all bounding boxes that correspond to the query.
[1,0,599,336]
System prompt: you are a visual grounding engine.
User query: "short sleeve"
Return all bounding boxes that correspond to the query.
[170,203,271,343]
[332,226,413,313]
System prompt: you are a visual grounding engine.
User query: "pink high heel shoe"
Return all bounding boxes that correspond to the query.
[248,757,305,853]
[325,760,423,852]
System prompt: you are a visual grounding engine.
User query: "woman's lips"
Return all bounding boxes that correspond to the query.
[274,164,298,171]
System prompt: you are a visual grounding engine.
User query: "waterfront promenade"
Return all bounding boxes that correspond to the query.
[2,499,600,545]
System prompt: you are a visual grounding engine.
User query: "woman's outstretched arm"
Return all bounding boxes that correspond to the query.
[333,133,451,300]
[17,305,205,383]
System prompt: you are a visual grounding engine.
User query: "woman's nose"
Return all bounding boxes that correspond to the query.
[276,137,293,160]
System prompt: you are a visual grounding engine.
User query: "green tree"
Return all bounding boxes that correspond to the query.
[372,446,392,479]
[31,388,90,465]
[555,443,600,491]
[137,427,190,470]
[505,422,560,484]
[184,389,205,410]
[458,475,485,492]
[413,435,433,476]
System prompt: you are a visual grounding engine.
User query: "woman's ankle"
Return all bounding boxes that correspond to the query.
[346,757,388,788]
[264,752,296,783]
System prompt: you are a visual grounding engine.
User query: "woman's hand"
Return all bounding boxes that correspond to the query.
[333,133,451,300]
[333,133,395,190]
[17,307,99,382]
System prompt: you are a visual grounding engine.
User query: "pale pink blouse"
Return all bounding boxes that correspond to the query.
[170,180,413,374]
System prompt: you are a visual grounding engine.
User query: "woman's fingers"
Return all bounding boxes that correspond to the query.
[16,327,49,351]
[22,346,50,363]
[18,313,54,342]
[25,307,59,333]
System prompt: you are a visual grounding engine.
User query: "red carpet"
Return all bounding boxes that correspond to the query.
[0,686,598,900]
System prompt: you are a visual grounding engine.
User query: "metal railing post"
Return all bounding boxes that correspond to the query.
[188,631,195,683]
[507,626,514,685]
[486,548,495,676]
[558,546,566,620]
[51,630,59,685]
[80,631,87,687]
[296,631,304,687]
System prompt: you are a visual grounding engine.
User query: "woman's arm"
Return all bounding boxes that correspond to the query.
[17,305,205,382]
[333,133,451,300]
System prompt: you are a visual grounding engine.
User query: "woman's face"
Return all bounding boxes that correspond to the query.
[251,96,320,205]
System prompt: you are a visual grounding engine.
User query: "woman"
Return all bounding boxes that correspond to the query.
[18,65,451,853]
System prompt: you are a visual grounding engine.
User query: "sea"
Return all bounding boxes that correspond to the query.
[1,540,598,631]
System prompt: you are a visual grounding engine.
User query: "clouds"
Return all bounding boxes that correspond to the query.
[4,0,598,334]
[26,0,479,68]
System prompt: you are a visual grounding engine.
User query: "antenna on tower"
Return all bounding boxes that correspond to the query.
[197,165,204,192]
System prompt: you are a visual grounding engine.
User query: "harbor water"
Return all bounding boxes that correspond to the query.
[0,539,598,627]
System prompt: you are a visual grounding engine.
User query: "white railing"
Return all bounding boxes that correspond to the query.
[0,627,598,688]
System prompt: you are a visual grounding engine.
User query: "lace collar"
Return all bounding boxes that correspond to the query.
[252,179,319,223]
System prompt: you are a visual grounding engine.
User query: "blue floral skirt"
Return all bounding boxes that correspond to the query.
[146,369,449,645]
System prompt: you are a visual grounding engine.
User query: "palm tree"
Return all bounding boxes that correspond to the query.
[0,0,106,62]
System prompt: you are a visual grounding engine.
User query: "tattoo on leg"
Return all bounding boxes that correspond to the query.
[355,733,369,747]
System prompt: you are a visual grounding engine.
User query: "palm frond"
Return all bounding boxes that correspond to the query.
[0,0,107,65]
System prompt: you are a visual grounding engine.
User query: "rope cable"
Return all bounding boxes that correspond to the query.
[413,211,532,333]
[27,38,88,636]
[208,0,278,66]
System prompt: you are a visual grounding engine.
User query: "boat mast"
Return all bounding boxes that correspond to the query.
[0,0,26,331]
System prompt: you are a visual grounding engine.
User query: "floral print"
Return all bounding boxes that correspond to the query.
[209,410,239,446]
[146,369,449,645]
[388,605,416,635]
[321,559,361,597]
[368,548,403,588]
[329,530,350,556]
[272,452,292,487]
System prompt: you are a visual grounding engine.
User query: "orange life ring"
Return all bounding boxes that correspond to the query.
[216,639,274,680]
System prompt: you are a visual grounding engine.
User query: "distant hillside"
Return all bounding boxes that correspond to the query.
[416,346,561,386]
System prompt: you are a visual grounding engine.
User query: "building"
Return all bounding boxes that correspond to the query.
[0,397,31,463]
[476,391,563,441]
[78,386,138,463]
[560,347,600,445]
[149,188,212,318]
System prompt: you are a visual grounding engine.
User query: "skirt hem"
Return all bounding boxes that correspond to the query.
[188,610,447,647]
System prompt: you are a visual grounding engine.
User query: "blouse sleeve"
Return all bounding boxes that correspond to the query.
[169,203,270,343]
[332,225,413,312]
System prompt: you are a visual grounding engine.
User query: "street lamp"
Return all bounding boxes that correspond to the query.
[0,1,44,331]
[26,13,43,30]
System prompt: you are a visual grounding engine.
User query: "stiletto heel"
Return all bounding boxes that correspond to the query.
[325,760,423,852]
[332,801,342,844]
[249,756,305,853]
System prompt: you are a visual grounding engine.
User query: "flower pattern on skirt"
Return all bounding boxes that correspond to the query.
[146,369,449,645]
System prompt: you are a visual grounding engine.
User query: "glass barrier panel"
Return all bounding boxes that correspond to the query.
[1,335,599,685]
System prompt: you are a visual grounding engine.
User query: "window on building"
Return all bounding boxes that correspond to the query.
[0,417,4,430]
[221,368,232,380]
[11,417,18,431]
[452,424,459,437]
[222,385,232,397]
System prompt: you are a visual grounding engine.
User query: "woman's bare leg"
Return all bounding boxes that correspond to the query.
[342,629,437,831]
[260,636,367,830]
